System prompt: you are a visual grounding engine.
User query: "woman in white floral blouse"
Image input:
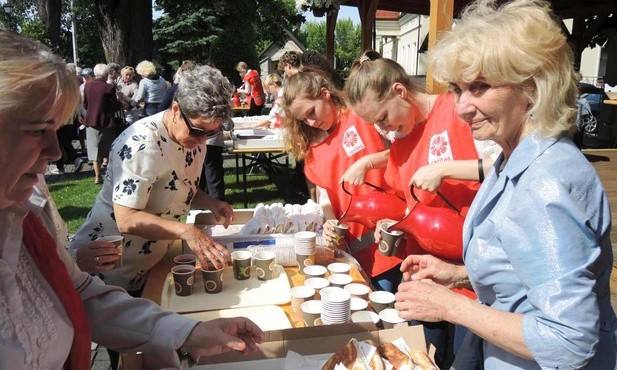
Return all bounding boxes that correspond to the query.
[70,65,235,295]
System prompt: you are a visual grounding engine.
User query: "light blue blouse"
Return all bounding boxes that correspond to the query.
[456,134,617,369]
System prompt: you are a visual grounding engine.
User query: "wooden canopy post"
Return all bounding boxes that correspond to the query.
[357,0,379,52]
[326,9,339,64]
[426,0,454,94]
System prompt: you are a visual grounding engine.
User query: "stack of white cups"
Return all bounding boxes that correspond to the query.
[294,231,317,273]
[320,287,351,324]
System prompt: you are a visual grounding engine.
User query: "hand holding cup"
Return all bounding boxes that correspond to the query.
[76,235,123,273]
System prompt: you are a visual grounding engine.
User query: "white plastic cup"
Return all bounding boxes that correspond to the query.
[328,273,353,288]
[368,291,396,313]
[303,265,327,278]
[379,308,406,329]
[343,283,371,300]
[327,262,351,275]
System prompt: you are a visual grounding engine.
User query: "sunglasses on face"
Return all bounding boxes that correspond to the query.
[177,103,222,138]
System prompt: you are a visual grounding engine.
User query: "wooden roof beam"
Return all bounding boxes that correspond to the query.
[426,0,454,94]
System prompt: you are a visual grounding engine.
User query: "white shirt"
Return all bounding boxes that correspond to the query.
[0,180,197,369]
[70,112,205,290]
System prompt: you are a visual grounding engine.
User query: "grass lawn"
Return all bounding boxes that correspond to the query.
[47,163,301,234]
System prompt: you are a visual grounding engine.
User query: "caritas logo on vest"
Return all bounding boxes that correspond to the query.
[428,130,454,163]
[342,126,366,157]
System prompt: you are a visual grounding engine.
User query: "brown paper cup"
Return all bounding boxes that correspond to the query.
[301,300,323,327]
[295,253,315,274]
[328,220,349,249]
[173,254,197,266]
[231,250,252,280]
[379,221,404,257]
[254,251,276,281]
[171,265,195,297]
[201,264,224,294]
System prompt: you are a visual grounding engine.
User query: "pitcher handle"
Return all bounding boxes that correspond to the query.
[341,181,387,195]
[410,185,461,215]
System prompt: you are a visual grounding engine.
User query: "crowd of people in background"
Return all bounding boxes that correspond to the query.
[28,1,617,368]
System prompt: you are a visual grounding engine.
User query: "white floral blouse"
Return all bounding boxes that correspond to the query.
[70,112,205,291]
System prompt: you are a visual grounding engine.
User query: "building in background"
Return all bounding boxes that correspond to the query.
[259,29,307,79]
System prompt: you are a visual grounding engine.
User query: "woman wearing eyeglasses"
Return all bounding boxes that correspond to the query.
[70,65,234,298]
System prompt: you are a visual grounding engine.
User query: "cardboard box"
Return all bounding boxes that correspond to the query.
[186,209,295,250]
[195,323,430,369]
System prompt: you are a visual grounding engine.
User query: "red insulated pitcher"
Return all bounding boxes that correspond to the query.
[389,186,464,261]
[338,182,407,229]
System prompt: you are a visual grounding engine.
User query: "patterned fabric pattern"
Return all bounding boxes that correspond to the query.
[69,112,205,291]
[0,251,60,370]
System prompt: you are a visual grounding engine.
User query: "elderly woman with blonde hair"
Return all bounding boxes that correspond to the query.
[132,60,168,116]
[0,30,262,369]
[391,0,617,368]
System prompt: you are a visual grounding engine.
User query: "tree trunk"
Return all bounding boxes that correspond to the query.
[35,0,62,51]
[93,0,152,66]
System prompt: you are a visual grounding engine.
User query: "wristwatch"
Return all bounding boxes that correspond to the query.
[176,346,197,366]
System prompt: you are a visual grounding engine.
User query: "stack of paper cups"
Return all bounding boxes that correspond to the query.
[294,231,317,273]
[320,287,351,325]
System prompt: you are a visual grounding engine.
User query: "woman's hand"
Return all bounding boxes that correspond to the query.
[76,240,121,273]
[373,218,395,244]
[400,254,466,288]
[182,225,229,269]
[322,218,336,245]
[395,280,463,322]
[182,317,264,358]
[410,162,448,192]
[208,200,234,228]
[339,157,371,186]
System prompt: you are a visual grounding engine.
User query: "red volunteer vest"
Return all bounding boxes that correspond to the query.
[386,94,480,223]
[304,109,406,277]
[244,70,265,106]
[387,94,480,299]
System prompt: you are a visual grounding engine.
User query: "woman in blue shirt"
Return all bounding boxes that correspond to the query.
[394,1,617,369]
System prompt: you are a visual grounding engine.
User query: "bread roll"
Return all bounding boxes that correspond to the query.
[321,340,357,370]
[321,339,384,370]
[378,342,412,369]
[409,349,438,370]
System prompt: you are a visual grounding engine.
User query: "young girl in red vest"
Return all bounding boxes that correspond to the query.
[345,50,499,369]
[282,70,405,293]
[236,61,265,116]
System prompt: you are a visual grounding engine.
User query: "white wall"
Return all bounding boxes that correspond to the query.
[375,14,429,76]
[377,16,601,83]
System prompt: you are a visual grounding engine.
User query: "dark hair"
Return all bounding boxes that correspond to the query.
[300,50,344,89]
[278,51,301,70]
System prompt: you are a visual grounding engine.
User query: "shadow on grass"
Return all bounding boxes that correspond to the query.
[56,205,93,224]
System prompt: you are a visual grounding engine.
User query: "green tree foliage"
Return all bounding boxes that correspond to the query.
[154,0,303,85]
[153,1,222,71]
[71,0,105,67]
[299,18,360,78]
[301,21,326,52]
[333,18,360,74]
[2,0,104,68]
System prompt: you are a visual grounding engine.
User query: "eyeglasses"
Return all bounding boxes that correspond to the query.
[176,103,222,138]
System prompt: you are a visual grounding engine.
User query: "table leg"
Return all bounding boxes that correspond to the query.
[235,153,239,184]
[242,154,248,208]
[285,154,290,202]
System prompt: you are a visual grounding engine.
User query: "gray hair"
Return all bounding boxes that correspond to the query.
[93,63,109,79]
[107,62,121,73]
[176,65,233,121]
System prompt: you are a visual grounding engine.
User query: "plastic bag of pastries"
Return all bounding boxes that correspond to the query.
[377,338,438,370]
[321,338,384,370]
